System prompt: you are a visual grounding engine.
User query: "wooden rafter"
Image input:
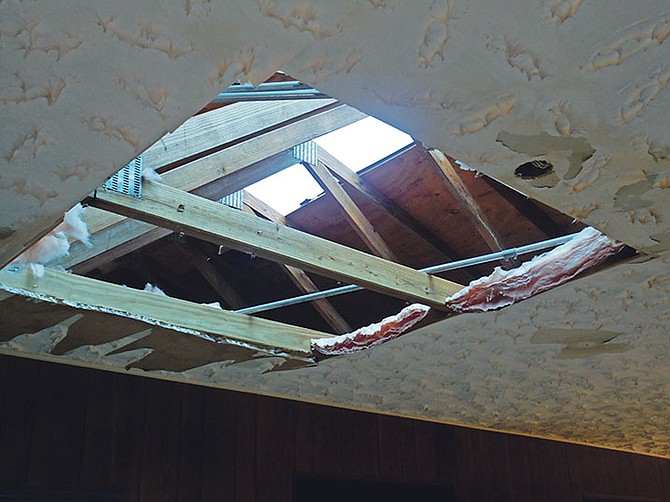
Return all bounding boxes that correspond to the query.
[142,99,337,171]
[244,191,352,334]
[58,104,365,271]
[479,175,569,238]
[177,243,247,310]
[317,145,468,267]
[87,182,463,309]
[428,149,511,258]
[0,267,328,356]
[304,160,399,262]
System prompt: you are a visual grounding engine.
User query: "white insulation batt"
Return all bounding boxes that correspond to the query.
[312,303,431,356]
[445,227,625,312]
[2,0,670,457]
[8,204,90,276]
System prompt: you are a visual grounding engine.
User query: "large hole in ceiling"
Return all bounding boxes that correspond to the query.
[10,72,633,341]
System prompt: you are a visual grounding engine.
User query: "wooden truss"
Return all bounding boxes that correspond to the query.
[0,96,473,359]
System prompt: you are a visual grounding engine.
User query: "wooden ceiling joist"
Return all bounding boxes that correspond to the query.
[88,182,463,309]
[142,99,338,171]
[0,267,328,356]
[428,149,511,257]
[244,191,352,334]
[304,160,400,262]
[317,146,467,266]
[59,103,366,272]
[177,243,247,310]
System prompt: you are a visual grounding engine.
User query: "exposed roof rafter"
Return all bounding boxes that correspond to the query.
[304,160,399,262]
[244,191,352,334]
[87,182,463,309]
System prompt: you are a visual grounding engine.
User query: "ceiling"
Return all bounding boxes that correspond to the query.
[1,0,669,457]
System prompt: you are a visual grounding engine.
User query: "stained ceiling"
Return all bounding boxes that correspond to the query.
[1,0,669,457]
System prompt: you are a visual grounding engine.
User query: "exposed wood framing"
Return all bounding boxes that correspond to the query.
[177,243,247,310]
[88,183,463,309]
[142,99,337,171]
[428,149,510,256]
[0,267,329,355]
[244,191,352,334]
[317,145,467,266]
[304,160,399,262]
[479,176,568,238]
[58,104,365,271]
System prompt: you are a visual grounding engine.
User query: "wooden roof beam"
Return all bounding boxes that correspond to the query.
[0,267,327,356]
[59,105,365,271]
[142,99,338,172]
[304,160,400,262]
[428,149,513,261]
[317,145,469,268]
[177,243,247,310]
[87,182,463,310]
[244,191,352,334]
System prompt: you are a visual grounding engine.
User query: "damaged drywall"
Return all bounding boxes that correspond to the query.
[2,0,670,457]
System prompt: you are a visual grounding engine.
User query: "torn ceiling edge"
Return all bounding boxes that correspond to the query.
[0,266,327,358]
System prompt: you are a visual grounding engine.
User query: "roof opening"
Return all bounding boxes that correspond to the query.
[245,162,323,215]
[314,116,413,173]
[245,115,414,215]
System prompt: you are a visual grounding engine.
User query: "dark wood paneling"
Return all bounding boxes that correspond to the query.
[0,357,41,484]
[0,354,668,502]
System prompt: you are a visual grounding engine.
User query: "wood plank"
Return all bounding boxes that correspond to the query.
[428,149,511,258]
[318,145,464,264]
[176,385,205,502]
[58,106,364,271]
[89,182,462,309]
[293,402,314,474]
[305,160,400,262]
[178,243,247,310]
[245,191,352,334]
[142,99,336,170]
[377,415,403,480]
[27,362,87,485]
[480,175,569,238]
[163,104,364,193]
[244,190,288,226]
[66,222,171,274]
[0,267,329,355]
[282,265,351,334]
[256,397,295,501]
[139,379,181,502]
[200,388,236,502]
[235,393,256,502]
[0,356,40,484]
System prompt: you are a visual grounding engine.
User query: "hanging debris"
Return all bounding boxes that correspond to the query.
[445,226,625,312]
[312,303,430,356]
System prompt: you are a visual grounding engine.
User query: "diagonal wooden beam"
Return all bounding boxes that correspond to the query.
[177,243,247,310]
[58,105,365,271]
[317,145,468,267]
[304,160,400,262]
[87,182,462,309]
[142,99,337,171]
[0,267,328,356]
[428,149,512,259]
[479,175,568,239]
[244,191,352,334]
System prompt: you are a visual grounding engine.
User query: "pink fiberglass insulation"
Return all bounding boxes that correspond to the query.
[11,203,91,266]
[312,303,431,356]
[445,226,625,313]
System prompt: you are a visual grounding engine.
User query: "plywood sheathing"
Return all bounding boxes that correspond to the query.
[1,0,670,456]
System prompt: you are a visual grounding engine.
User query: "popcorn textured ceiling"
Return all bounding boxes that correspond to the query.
[1,0,669,456]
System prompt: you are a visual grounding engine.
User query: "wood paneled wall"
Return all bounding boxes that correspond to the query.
[0,354,668,502]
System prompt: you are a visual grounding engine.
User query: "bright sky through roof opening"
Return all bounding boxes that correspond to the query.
[245,116,413,215]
